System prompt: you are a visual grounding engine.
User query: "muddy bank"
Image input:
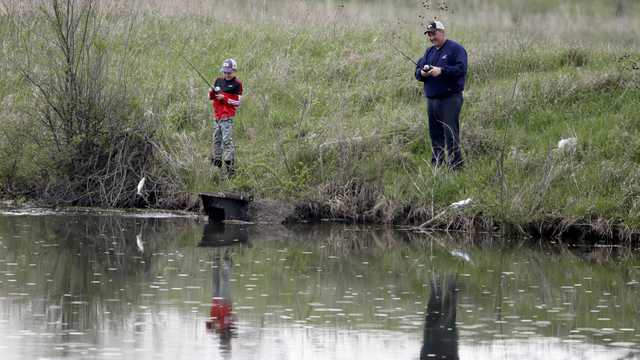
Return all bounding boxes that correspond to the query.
[3,196,640,246]
[284,201,640,246]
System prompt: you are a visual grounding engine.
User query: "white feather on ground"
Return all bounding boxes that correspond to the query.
[557,137,577,153]
[136,177,146,196]
[418,198,474,229]
[450,198,473,209]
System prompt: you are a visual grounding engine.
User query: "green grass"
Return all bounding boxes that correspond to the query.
[1,0,640,228]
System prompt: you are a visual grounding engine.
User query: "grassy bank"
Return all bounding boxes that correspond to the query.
[1,0,640,233]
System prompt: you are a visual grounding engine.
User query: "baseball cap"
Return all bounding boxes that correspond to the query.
[424,20,445,34]
[220,58,237,73]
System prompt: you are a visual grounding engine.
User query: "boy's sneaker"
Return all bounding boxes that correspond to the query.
[224,160,235,178]
[212,158,222,168]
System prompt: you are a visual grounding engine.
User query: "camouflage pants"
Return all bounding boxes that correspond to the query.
[212,119,235,163]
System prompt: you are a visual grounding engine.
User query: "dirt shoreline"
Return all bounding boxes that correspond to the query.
[2,197,639,246]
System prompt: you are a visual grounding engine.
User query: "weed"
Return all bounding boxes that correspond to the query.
[1,0,640,228]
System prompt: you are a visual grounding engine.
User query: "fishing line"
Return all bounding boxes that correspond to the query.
[168,43,213,88]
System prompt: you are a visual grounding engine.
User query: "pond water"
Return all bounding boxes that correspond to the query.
[0,212,639,359]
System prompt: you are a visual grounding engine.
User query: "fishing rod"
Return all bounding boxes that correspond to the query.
[388,39,419,67]
[386,34,433,71]
[170,44,213,88]
[181,52,213,88]
[387,41,433,71]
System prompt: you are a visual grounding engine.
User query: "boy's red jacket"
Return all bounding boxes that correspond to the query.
[207,297,233,331]
[208,77,243,121]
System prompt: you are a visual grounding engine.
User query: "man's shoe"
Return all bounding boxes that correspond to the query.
[451,159,464,171]
[212,159,222,168]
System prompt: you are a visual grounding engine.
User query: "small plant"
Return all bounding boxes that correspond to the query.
[561,48,589,67]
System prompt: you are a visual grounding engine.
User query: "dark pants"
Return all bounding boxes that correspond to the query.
[427,93,464,169]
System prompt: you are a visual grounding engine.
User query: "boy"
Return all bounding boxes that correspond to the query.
[208,58,243,177]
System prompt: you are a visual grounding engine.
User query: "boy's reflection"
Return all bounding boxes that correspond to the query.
[207,249,235,349]
[420,274,459,360]
[199,223,248,352]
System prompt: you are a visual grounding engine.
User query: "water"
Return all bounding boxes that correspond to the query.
[0,212,639,359]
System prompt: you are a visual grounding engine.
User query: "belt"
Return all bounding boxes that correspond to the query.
[427,91,461,100]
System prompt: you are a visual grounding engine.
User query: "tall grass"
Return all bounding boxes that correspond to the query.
[1,0,639,229]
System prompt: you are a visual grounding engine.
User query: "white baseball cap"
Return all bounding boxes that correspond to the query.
[424,20,445,34]
[220,58,237,73]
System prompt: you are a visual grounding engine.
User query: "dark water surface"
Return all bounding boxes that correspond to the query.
[0,212,639,359]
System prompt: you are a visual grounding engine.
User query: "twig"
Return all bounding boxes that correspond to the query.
[417,207,449,229]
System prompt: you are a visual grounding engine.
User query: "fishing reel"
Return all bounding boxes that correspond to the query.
[210,86,224,101]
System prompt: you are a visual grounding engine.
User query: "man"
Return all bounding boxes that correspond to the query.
[208,58,243,177]
[415,20,467,169]
[420,274,459,360]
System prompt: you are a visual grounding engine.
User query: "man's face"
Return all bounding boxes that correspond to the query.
[223,70,235,80]
[426,30,445,47]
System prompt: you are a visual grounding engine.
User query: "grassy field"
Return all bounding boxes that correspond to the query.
[1,0,639,231]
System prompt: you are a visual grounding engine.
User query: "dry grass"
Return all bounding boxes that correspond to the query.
[1,0,640,235]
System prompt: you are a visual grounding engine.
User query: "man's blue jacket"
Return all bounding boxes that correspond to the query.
[415,39,468,99]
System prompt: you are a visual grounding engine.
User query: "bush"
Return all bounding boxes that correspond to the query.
[5,0,184,207]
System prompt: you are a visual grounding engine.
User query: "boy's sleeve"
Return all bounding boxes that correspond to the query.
[225,95,241,107]
[225,80,242,107]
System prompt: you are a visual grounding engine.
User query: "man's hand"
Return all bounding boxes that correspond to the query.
[420,65,431,77]
[428,66,443,77]
[215,94,224,100]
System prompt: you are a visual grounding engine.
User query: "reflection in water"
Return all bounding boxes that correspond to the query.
[136,232,144,253]
[0,215,639,359]
[208,250,236,352]
[199,223,248,354]
[421,275,459,360]
[199,222,249,247]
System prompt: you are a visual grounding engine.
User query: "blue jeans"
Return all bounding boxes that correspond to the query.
[426,93,464,169]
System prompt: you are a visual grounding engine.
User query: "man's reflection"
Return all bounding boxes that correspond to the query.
[420,275,459,360]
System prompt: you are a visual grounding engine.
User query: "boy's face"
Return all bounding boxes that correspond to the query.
[223,70,236,80]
